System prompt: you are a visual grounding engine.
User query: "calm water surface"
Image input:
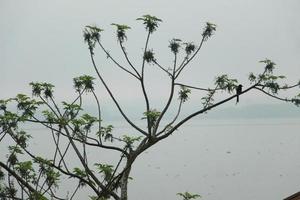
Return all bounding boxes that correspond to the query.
[1,118,299,200]
[128,118,300,200]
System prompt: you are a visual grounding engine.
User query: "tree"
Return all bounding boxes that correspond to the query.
[0,14,299,200]
[177,192,201,200]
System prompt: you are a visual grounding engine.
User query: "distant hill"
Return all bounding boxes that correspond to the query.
[204,103,300,119]
[84,103,300,121]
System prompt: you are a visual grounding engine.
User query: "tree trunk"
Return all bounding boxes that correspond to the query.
[120,165,131,200]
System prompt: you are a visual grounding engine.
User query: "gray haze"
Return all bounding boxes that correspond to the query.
[1,1,300,200]
[1,0,300,103]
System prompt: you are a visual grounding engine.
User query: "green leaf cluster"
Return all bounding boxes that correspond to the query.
[143,49,155,63]
[62,101,82,119]
[0,110,19,129]
[137,14,162,33]
[184,42,196,55]
[42,110,56,123]
[248,59,300,106]
[260,58,276,73]
[97,125,114,142]
[202,22,217,40]
[94,163,114,182]
[29,192,48,200]
[178,86,191,103]
[248,72,257,83]
[15,161,36,182]
[169,38,182,54]
[7,146,22,166]
[258,74,286,94]
[0,183,17,199]
[177,191,201,200]
[30,82,55,99]
[111,23,131,43]
[122,135,142,149]
[89,196,108,200]
[0,99,9,111]
[142,109,161,128]
[73,75,95,92]
[11,130,31,148]
[34,157,60,189]
[70,114,98,140]
[81,114,98,131]
[15,94,43,119]
[73,167,87,178]
[83,25,104,55]
[215,74,238,93]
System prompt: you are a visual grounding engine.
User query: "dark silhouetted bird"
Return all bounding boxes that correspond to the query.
[236,84,243,103]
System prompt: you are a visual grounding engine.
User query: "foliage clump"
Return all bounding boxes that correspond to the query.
[137,14,162,33]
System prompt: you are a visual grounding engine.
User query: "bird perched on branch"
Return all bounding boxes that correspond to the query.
[236,84,243,104]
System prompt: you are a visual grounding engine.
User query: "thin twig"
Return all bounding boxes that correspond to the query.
[254,87,292,102]
[153,60,172,76]
[119,42,141,78]
[157,100,183,136]
[175,37,205,79]
[174,83,217,91]
[97,40,139,79]
[89,49,148,136]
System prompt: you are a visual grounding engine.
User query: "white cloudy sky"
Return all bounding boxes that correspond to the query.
[1,0,300,109]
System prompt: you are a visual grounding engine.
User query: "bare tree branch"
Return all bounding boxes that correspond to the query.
[89,49,148,136]
[97,40,139,80]
[254,87,293,102]
[119,42,141,79]
[175,37,205,79]
[153,59,172,76]
[174,82,217,92]
[140,31,152,134]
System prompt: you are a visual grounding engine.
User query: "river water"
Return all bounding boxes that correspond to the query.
[127,118,300,200]
[1,118,299,200]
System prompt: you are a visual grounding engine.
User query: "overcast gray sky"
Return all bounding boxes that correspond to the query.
[1,2,300,199]
[1,0,300,109]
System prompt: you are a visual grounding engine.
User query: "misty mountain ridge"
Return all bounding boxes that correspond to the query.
[83,103,300,121]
